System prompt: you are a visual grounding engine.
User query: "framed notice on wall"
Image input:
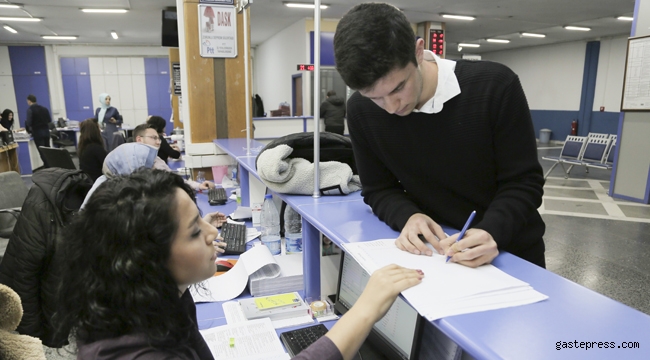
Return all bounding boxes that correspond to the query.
[198,4,237,58]
[621,34,650,111]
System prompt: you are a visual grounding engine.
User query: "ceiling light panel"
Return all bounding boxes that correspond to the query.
[284,2,328,9]
[42,35,78,40]
[487,39,510,43]
[564,26,591,31]
[521,32,546,38]
[3,25,17,33]
[442,14,475,21]
[458,43,480,47]
[0,17,41,22]
[81,9,128,13]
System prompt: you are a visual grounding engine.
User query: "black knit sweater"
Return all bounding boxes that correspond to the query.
[347,60,545,266]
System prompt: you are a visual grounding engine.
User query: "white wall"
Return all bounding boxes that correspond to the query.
[253,18,307,116]
[49,45,167,119]
[593,36,628,112]
[482,41,587,111]
[0,46,19,125]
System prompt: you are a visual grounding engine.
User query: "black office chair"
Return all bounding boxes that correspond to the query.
[48,122,75,149]
[38,146,76,170]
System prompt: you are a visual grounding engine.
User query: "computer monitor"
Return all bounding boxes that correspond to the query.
[335,251,423,360]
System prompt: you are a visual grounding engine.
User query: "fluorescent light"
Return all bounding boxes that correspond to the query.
[42,35,78,40]
[284,2,328,9]
[0,16,41,22]
[3,25,17,34]
[81,9,128,13]
[617,16,634,21]
[0,4,21,9]
[458,43,480,48]
[564,26,591,31]
[111,31,118,39]
[487,39,510,43]
[442,14,475,21]
[521,32,546,38]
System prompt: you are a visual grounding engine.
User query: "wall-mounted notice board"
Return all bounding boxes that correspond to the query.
[621,34,650,111]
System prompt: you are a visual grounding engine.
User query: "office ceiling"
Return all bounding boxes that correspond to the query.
[0,0,636,56]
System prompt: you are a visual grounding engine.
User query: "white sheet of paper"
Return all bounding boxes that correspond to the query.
[343,239,548,321]
[199,318,289,360]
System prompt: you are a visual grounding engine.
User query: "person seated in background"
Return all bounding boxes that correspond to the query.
[1,109,14,131]
[81,142,226,228]
[77,118,107,181]
[56,168,424,359]
[133,123,215,191]
[147,115,181,162]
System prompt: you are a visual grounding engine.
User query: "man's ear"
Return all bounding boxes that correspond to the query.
[415,38,425,65]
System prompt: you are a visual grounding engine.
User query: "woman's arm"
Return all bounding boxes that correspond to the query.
[295,265,423,360]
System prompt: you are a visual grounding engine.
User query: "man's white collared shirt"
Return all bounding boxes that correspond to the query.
[413,51,461,114]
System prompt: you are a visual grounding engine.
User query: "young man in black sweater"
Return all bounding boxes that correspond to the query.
[333,3,545,268]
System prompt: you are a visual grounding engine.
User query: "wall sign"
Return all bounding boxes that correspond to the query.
[296,64,315,71]
[200,0,234,4]
[199,4,237,58]
[621,35,650,111]
[429,29,445,56]
[172,62,182,95]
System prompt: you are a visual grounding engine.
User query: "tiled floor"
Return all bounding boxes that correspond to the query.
[538,144,650,316]
[24,144,650,358]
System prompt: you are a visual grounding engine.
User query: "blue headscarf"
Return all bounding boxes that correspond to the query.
[81,143,158,209]
[97,93,110,124]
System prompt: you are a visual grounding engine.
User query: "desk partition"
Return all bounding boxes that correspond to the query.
[212,138,650,359]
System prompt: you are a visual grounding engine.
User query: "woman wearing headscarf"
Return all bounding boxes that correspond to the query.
[94,93,122,151]
[81,143,227,228]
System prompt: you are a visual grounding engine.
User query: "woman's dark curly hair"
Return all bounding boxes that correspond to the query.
[55,168,197,352]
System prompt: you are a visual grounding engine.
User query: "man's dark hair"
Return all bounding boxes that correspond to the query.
[133,123,153,139]
[27,94,37,103]
[55,168,197,352]
[334,3,416,90]
[327,90,337,97]
[146,115,167,134]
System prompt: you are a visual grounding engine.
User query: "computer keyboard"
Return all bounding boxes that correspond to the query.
[280,324,329,357]
[220,222,247,255]
[208,187,228,205]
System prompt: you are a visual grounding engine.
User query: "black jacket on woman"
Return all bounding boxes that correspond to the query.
[0,169,92,347]
[79,143,108,181]
[158,136,181,163]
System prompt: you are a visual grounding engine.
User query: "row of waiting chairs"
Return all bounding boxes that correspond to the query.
[542,133,617,179]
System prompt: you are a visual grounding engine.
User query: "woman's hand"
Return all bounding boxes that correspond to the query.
[204,211,227,228]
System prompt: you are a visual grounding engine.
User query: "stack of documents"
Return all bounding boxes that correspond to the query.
[343,239,548,321]
[190,245,302,302]
[249,254,303,297]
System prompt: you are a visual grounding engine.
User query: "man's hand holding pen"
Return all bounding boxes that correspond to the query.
[441,229,498,268]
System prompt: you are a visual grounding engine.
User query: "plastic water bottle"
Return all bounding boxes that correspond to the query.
[260,194,281,255]
[284,206,302,254]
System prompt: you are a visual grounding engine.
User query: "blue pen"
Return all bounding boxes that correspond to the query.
[446,210,476,263]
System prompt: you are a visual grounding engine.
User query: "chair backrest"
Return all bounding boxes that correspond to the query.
[581,137,611,163]
[38,146,76,170]
[606,138,617,164]
[587,132,608,141]
[0,171,28,209]
[0,171,28,238]
[559,135,587,159]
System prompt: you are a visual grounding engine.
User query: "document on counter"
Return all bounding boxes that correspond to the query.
[190,245,301,303]
[199,317,289,360]
[343,239,548,321]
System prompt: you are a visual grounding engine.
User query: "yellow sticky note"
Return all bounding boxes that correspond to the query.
[254,293,300,310]
[229,337,235,347]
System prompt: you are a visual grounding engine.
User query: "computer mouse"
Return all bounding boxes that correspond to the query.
[216,260,234,272]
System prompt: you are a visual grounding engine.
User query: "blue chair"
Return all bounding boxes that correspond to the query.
[541,135,587,179]
[586,135,617,171]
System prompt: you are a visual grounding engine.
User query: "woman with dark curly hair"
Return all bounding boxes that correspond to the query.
[56,168,423,360]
